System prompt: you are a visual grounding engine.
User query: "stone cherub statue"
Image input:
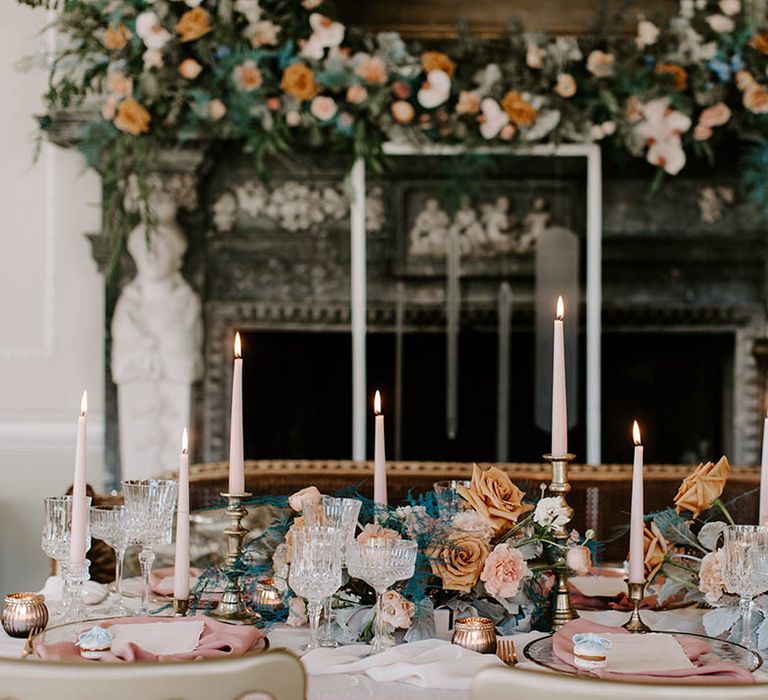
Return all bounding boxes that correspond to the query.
[112,176,203,479]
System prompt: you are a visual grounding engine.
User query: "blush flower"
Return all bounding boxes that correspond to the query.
[346,84,368,104]
[247,20,281,48]
[480,543,529,599]
[417,69,451,109]
[554,73,577,98]
[744,84,768,114]
[310,95,338,121]
[301,14,345,59]
[143,49,164,70]
[287,597,307,627]
[699,102,732,128]
[179,58,203,80]
[566,545,592,575]
[357,523,400,543]
[636,19,660,49]
[233,60,264,92]
[706,14,735,33]
[379,590,415,629]
[533,496,570,529]
[750,30,768,54]
[633,97,691,175]
[207,99,227,120]
[136,11,171,50]
[106,72,132,97]
[391,100,415,124]
[699,549,726,603]
[526,42,545,69]
[456,90,481,115]
[586,50,615,78]
[288,486,322,512]
[354,54,388,84]
[719,0,741,14]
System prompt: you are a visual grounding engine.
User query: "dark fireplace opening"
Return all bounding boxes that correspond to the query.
[242,329,733,464]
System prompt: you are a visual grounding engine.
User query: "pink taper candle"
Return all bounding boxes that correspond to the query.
[69,390,88,565]
[760,414,768,526]
[174,428,191,600]
[229,332,245,494]
[373,391,387,506]
[628,421,645,584]
[551,296,568,456]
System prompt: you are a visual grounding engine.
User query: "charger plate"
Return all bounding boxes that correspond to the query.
[523,631,762,676]
[31,616,269,662]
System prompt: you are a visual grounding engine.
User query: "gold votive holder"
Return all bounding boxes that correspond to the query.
[2,593,49,639]
[253,578,282,612]
[451,616,497,654]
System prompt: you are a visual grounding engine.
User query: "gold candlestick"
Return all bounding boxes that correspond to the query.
[622,581,651,632]
[544,453,579,631]
[173,598,189,617]
[207,492,261,626]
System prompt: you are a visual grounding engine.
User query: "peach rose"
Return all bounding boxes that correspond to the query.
[101,95,118,121]
[179,58,203,80]
[175,7,211,42]
[207,99,227,120]
[480,543,529,599]
[699,102,731,128]
[288,486,322,512]
[356,523,400,544]
[391,100,414,124]
[421,51,456,77]
[106,72,132,97]
[355,56,388,85]
[694,123,713,140]
[500,91,537,127]
[674,456,730,518]
[247,20,281,48]
[233,60,263,92]
[114,98,151,135]
[458,464,533,532]
[655,63,688,91]
[266,97,281,111]
[392,81,411,99]
[500,124,516,140]
[310,95,338,121]
[736,70,756,91]
[103,24,131,51]
[566,545,592,575]
[346,85,368,104]
[429,530,490,593]
[744,84,768,114]
[555,73,577,98]
[586,50,614,78]
[280,63,318,102]
[750,30,768,54]
[456,90,481,115]
[379,590,415,629]
[698,549,726,603]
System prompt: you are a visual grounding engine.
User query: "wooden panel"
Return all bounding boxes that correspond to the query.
[335,0,680,38]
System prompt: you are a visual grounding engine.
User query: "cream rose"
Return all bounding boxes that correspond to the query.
[429,530,490,593]
[480,543,529,599]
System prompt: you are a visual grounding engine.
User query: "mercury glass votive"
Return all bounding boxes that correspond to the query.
[1,593,49,639]
[253,578,282,612]
[451,617,497,654]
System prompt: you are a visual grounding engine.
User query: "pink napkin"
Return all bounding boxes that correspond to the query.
[34,615,265,663]
[552,619,755,684]
[149,567,204,596]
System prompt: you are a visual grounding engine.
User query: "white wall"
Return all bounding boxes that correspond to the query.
[0,5,105,594]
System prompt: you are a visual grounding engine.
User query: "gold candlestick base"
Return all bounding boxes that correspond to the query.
[207,492,262,626]
[173,598,189,617]
[622,581,651,632]
[544,453,579,631]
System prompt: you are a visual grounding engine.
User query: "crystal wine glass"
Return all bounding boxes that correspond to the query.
[288,525,344,652]
[346,538,418,653]
[433,480,471,519]
[721,525,768,649]
[42,496,92,615]
[122,479,178,615]
[90,505,130,615]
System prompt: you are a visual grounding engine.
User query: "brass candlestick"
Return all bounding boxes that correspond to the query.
[207,492,261,626]
[173,598,189,617]
[544,453,579,631]
[622,581,651,632]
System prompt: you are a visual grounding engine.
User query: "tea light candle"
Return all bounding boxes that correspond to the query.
[451,617,497,655]
[1,593,49,639]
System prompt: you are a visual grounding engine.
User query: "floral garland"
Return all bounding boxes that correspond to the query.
[21,0,768,259]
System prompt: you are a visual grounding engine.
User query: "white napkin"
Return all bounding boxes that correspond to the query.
[40,576,107,605]
[601,633,694,673]
[110,619,205,656]
[570,576,627,598]
[301,639,505,690]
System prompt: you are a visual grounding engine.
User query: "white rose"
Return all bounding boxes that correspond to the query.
[533,496,570,529]
[635,20,660,49]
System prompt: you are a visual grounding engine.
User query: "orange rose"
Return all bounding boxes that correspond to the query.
[674,456,730,518]
[103,23,131,51]
[749,30,768,54]
[175,7,211,42]
[114,98,151,135]
[500,90,537,127]
[280,62,318,102]
[655,63,688,91]
[458,464,533,532]
[421,51,456,78]
[744,84,768,114]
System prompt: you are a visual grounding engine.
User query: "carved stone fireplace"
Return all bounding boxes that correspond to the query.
[72,132,766,484]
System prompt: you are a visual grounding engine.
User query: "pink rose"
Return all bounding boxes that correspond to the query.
[355,56,387,85]
[207,99,227,120]
[287,597,307,627]
[310,95,338,121]
[699,549,726,603]
[565,545,592,575]
[699,102,732,128]
[356,523,400,544]
[346,85,368,104]
[288,486,322,512]
[379,590,415,629]
[694,123,713,141]
[179,58,203,80]
[480,543,529,599]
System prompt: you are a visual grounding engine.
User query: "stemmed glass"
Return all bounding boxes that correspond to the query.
[346,538,418,653]
[305,497,362,647]
[721,525,768,649]
[90,505,130,615]
[122,479,178,615]
[288,525,344,652]
[433,480,471,519]
[42,496,92,615]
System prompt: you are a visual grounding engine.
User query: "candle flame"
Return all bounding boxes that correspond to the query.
[374,390,382,415]
[633,420,641,446]
[80,390,88,416]
[234,332,242,359]
[182,427,189,454]
[556,296,564,320]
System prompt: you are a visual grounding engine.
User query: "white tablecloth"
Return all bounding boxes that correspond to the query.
[0,582,757,700]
